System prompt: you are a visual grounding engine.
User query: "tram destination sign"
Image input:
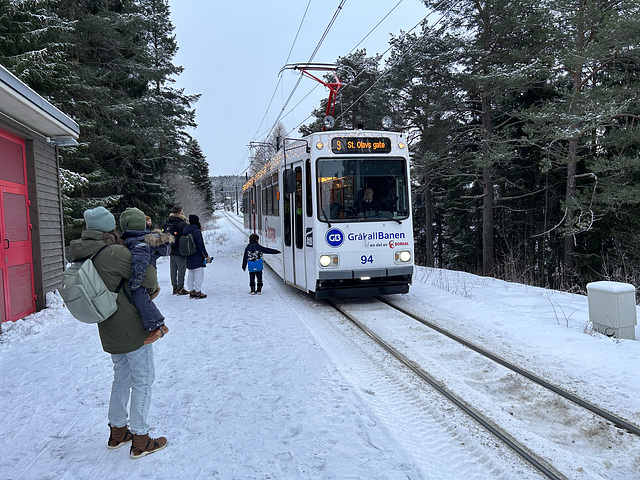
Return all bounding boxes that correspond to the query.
[331,137,391,154]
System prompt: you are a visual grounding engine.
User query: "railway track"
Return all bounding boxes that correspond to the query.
[327,297,640,480]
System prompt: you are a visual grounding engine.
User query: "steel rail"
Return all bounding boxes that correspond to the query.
[376,296,640,438]
[327,300,565,480]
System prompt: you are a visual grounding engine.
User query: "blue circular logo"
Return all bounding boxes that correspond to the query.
[326,228,344,247]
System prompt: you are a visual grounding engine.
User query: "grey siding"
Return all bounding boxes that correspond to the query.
[33,136,66,309]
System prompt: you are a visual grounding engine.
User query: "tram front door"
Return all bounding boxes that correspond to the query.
[282,164,307,290]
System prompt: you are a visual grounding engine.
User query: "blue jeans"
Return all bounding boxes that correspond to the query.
[107,344,155,435]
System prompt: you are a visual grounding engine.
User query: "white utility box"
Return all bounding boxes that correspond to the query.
[586,281,637,340]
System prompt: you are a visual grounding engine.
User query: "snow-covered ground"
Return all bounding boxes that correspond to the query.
[1,212,639,479]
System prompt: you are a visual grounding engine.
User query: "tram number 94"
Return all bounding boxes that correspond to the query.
[361,255,374,264]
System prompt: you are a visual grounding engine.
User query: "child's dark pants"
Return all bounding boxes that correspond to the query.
[249,271,263,293]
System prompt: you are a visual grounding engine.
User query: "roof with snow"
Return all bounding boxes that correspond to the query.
[0,63,79,141]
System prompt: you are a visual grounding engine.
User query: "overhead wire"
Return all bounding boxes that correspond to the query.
[333,0,459,126]
[256,0,404,141]
[233,0,314,176]
[282,0,455,139]
[247,0,458,173]
[263,0,347,142]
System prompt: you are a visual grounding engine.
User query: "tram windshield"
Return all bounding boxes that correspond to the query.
[317,157,409,222]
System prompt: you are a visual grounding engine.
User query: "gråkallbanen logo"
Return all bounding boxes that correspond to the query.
[326,228,344,247]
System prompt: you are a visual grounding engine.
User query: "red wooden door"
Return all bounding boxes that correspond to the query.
[0,129,35,322]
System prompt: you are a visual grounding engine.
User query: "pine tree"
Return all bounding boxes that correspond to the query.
[184,137,214,214]
[523,0,640,283]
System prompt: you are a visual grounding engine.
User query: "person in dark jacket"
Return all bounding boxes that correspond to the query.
[164,205,189,295]
[182,214,211,299]
[120,207,173,344]
[69,206,167,458]
[241,233,281,294]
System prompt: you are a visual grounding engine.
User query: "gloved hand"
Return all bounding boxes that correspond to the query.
[203,256,214,265]
[149,285,161,300]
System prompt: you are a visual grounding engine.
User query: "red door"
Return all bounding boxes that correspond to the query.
[0,129,36,322]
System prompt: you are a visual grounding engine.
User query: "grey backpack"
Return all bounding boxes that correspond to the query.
[179,233,196,256]
[60,245,119,323]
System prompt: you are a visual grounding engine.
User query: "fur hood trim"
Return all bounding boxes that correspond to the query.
[169,212,187,222]
[144,230,175,247]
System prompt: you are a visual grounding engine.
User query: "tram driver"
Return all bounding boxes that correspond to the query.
[359,187,381,217]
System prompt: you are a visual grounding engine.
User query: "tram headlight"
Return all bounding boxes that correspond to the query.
[319,254,339,268]
[394,250,412,264]
[381,116,393,130]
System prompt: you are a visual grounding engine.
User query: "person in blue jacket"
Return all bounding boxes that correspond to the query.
[120,207,173,344]
[242,233,281,295]
[182,214,211,299]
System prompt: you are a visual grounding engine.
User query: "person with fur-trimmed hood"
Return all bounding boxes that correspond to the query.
[120,207,173,343]
[163,205,189,295]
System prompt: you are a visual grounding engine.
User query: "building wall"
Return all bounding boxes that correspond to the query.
[3,117,65,311]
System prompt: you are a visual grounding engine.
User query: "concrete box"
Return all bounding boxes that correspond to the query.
[586,281,637,340]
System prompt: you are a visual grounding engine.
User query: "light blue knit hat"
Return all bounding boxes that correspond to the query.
[83,206,116,232]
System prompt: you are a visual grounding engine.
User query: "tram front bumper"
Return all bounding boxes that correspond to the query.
[315,266,413,299]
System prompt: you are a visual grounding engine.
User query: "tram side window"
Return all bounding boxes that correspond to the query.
[305,159,312,217]
[283,193,291,247]
[295,166,303,249]
[261,181,267,216]
[243,192,249,228]
[272,173,279,216]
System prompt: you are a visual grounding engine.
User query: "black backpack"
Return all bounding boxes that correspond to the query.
[163,221,178,237]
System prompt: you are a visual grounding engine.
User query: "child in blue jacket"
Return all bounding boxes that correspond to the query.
[120,208,173,343]
[241,233,281,294]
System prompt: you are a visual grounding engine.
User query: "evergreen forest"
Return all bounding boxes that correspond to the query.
[2,0,640,292]
[0,0,213,241]
[305,0,640,292]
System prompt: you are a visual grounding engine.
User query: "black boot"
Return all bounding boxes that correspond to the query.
[250,283,256,295]
[256,284,262,295]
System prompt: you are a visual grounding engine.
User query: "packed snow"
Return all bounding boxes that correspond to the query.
[1,212,639,479]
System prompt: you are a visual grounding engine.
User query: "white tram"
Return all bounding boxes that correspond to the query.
[243,129,414,299]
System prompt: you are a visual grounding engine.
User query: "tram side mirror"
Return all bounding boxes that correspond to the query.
[283,169,296,195]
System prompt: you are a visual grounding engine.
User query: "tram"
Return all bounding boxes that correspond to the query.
[243,128,414,299]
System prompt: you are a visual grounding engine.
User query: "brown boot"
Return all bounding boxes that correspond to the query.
[130,433,168,459]
[177,287,190,295]
[108,423,132,450]
[143,325,169,345]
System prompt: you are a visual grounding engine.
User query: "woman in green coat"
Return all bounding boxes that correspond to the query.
[69,206,167,458]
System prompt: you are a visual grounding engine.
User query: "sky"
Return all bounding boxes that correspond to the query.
[1,211,639,479]
[168,0,429,177]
